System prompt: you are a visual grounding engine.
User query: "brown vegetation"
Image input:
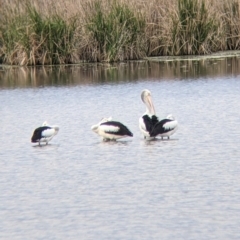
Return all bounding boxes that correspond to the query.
[1,0,240,65]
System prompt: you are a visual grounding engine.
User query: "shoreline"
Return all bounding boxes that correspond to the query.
[1,50,240,68]
[144,50,240,62]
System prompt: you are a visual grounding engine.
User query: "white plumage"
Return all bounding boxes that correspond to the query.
[91,117,133,141]
[139,89,178,139]
[31,121,59,145]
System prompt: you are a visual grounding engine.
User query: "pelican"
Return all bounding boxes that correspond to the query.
[91,117,133,141]
[139,89,178,140]
[31,121,59,145]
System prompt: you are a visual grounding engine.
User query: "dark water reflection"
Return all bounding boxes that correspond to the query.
[1,57,240,88]
[1,58,240,240]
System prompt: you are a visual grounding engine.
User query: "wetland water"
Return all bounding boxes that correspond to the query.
[0,58,240,239]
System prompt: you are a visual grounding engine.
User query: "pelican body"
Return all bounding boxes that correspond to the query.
[31,122,59,145]
[139,89,178,139]
[91,117,133,141]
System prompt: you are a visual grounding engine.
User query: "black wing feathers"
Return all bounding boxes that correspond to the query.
[142,115,175,137]
[150,119,173,137]
[142,115,159,133]
[101,121,133,136]
[31,126,51,142]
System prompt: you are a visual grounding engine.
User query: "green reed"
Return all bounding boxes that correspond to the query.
[171,0,217,55]
[85,0,145,62]
[0,4,77,65]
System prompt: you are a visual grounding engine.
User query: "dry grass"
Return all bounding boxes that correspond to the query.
[1,0,240,65]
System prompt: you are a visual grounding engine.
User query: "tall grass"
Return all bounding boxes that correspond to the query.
[222,0,240,50]
[0,2,77,65]
[1,0,240,65]
[171,0,218,55]
[84,0,145,62]
[27,5,77,65]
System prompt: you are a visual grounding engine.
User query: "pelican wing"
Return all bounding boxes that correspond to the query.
[41,128,56,137]
[140,115,159,137]
[91,124,99,132]
[100,121,133,136]
[151,119,178,137]
[163,120,178,130]
[141,115,152,132]
[100,124,120,134]
[31,126,51,142]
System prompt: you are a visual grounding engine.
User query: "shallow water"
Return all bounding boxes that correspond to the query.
[1,59,240,239]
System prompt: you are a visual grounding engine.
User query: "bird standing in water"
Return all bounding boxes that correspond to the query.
[91,117,133,141]
[139,89,178,140]
[31,121,59,145]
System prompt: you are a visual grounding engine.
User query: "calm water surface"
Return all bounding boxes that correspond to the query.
[0,59,240,239]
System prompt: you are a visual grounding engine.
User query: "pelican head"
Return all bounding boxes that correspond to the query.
[42,121,59,133]
[91,124,98,132]
[42,121,49,126]
[166,114,175,120]
[52,126,60,132]
[100,116,112,123]
[141,89,156,115]
[91,117,112,132]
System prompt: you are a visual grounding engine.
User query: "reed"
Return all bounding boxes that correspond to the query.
[27,5,77,65]
[1,0,240,65]
[84,0,145,62]
[170,0,218,55]
[0,2,77,65]
[222,0,240,50]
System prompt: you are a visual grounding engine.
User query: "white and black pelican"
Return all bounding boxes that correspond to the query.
[31,121,59,145]
[139,89,178,140]
[91,117,133,141]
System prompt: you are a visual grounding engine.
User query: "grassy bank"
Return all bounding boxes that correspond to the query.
[1,0,240,65]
